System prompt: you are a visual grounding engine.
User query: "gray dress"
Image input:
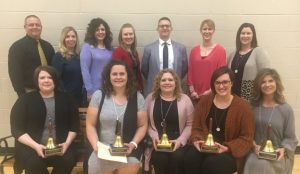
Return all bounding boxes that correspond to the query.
[243,103,298,174]
[88,90,146,174]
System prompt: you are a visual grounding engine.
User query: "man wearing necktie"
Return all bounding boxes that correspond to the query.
[8,15,55,97]
[142,17,188,96]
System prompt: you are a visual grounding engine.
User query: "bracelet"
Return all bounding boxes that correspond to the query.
[130,141,138,149]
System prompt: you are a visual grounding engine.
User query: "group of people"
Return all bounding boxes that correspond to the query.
[8,14,298,174]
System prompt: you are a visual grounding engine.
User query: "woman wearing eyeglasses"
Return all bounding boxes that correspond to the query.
[184,66,254,174]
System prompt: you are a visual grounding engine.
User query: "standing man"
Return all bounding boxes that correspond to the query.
[141,17,188,96]
[8,15,55,97]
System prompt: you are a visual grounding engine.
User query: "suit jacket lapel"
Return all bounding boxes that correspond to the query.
[172,40,178,71]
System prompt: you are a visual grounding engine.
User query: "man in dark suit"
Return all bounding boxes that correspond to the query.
[8,15,55,97]
[141,17,188,96]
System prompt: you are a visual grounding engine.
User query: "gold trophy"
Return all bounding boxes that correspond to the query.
[258,124,277,160]
[200,118,219,153]
[109,120,128,156]
[44,120,63,157]
[156,120,174,152]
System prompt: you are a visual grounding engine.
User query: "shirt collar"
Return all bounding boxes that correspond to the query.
[159,38,172,45]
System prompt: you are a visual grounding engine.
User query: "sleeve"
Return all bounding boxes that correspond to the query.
[218,45,227,67]
[51,53,65,91]
[177,95,194,146]
[68,95,80,133]
[189,97,207,143]
[224,102,255,158]
[145,95,159,140]
[187,48,195,86]
[80,43,94,96]
[255,47,271,70]
[89,90,102,108]
[8,43,26,96]
[141,46,150,79]
[181,45,188,78]
[137,92,146,112]
[281,104,298,156]
[10,97,28,139]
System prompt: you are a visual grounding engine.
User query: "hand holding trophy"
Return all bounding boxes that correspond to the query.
[109,119,128,156]
[44,119,63,157]
[258,124,278,160]
[199,118,219,153]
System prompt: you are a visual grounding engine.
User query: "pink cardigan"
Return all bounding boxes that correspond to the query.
[144,93,194,170]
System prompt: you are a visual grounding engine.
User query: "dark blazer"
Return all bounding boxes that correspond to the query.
[141,40,188,96]
[10,91,80,170]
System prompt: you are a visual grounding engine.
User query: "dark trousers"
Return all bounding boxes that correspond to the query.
[23,148,76,174]
[184,146,236,174]
[151,146,187,174]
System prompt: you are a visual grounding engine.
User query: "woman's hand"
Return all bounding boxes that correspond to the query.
[124,143,135,155]
[276,148,285,161]
[34,143,46,158]
[253,143,261,156]
[215,142,229,153]
[190,91,199,99]
[193,140,204,151]
[170,139,182,151]
[58,142,71,155]
[152,138,159,151]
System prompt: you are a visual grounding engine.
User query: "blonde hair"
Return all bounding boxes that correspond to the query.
[118,23,137,53]
[151,69,182,100]
[58,26,80,58]
[200,19,215,31]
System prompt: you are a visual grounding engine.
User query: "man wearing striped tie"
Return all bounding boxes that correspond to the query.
[8,15,55,97]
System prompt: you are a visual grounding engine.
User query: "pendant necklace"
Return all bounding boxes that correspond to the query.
[160,96,174,128]
[112,96,127,135]
[213,106,227,132]
[258,105,275,141]
[234,54,243,74]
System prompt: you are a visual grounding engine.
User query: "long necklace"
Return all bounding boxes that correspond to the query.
[213,106,227,132]
[258,105,275,139]
[112,96,127,134]
[160,97,174,128]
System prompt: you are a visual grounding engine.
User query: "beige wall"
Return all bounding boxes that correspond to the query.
[1,0,300,143]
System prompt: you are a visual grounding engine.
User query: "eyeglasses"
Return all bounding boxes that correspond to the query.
[158,25,171,28]
[214,80,231,86]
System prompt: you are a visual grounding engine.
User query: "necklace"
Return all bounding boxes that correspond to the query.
[112,96,127,120]
[160,97,174,128]
[213,106,227,132]
[234,54,243,74]
[258,105,275,139]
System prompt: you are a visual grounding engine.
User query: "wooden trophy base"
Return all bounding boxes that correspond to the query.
[200,144,219,153]
[45,146,63,157]
[109,144,128,156]
[156,143,174,152]
[258,150,278,160]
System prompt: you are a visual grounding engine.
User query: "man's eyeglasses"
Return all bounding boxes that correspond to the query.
[214,80,231,86]
[158,25,171,28]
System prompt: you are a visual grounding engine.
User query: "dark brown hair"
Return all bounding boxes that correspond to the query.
[210,66,235,94]
[34,66,58,91]
[236,23,258,51]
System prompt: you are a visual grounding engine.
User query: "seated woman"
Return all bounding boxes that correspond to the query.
[86,60,147,174]
[10,66,80,174]
[243,68,298,174]
[144,69,194,174]
[184,66,254,174]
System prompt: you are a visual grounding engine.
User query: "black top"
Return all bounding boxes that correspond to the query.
[230,50,252,96]
[206,103,229,144]
[8,35,55,96]
[153,96,180,140]
[52,52,83,105]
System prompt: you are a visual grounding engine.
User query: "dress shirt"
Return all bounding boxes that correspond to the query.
[159,39,174,69]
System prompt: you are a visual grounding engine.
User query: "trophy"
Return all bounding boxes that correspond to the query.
[109,120,128,156]
[156,120,174,152]
[200,118,219,153]
[258,124,277,160]
[44,120,63,157]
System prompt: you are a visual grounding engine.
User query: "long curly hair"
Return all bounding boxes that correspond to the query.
[84,18,113,50]
[251,68,285,106]
[101,60,136,98]
[151,69,182,100]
